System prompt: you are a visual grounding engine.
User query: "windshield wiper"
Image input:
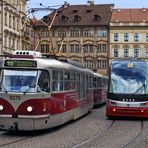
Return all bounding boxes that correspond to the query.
[23,87,31,94]
[0,82,8,93]
[133,83,146,94]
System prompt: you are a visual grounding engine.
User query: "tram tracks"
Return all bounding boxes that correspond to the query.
[0,130,52,147]
[72,119,115,148]
[0,132,35,147]
[0,111,145,148]
[122,120,144,148]
[0,136,30,147]
[72,119,145,148]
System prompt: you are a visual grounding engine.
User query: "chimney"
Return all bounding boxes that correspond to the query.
[87,1,94,6]
[63,1,69,8]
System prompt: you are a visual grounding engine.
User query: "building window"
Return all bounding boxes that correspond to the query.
[70,28,80,37]
[74,15,81,21]
[58,30,66,37]
[61,15,68,22]
[124,48,129,57]
[41,29,49,37]
[41,44,49,53]
[9,13,11,28]
[70,44,80,53]
[58,44,67,53]
[114,48,118,57]
[97,30,107,38]
[83,45,93,53]
[17,39,19,50]
[13,16,15,29]
[114,33,119,41]
[97,60,107,69]
[83,28,94,37]
[9,36,11,48]
[5,12,7,25]
[124,33,129,42]
[17,18,19,31]
[146,33,148,42]
[84,60,93,69]
[31,30,33,37]
[134,33,139,42]
[146,49,148,57]
[97,44,106,53]
[134,48,139,58]
[4,35,7,47]
[74,15,80,21]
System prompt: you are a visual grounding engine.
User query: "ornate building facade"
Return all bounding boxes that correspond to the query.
[33,2,114,75]
[0,0,29,55]
[110,8,148,62]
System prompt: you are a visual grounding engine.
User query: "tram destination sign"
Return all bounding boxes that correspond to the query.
[4,60,37,67]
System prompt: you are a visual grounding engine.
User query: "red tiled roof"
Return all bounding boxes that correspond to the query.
[111,8,148,23]
[34,4,114,27]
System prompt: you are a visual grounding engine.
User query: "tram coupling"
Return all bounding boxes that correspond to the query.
[9,122,18,131]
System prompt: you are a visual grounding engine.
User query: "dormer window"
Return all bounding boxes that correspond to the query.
[61,15,68,21]
[43,16,50,23]
[86,9,92,13]
[74,15,81,21]
[73,9,78,13]
[94,15,100,21]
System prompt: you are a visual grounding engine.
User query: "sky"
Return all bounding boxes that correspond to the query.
[27,0,148,18]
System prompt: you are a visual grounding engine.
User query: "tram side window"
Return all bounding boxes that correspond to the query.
[64,71,70,90]
[95,77,100,88]
[102,78,108,89]
[52,70,63,91]
[38,70,50,92]
[82,74,86,98]
[88,76,91,88]
[90,76,94,88]
[76,73,80,99]
[98,77,102,89]
[71,72,76,89]
[93,77,97,88]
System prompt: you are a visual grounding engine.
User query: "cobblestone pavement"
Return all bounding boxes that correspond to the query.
[0,105,148,148]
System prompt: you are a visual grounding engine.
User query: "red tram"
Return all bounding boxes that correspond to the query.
[0,51,95,131]
[106,59,148,118]
[93,73,108,106]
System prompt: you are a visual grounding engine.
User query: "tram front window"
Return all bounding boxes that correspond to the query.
[109,61,148,94]
[1,69,38,93]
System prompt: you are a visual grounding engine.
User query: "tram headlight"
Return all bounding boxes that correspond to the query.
[27,106,33,112]
[0,105,4,111]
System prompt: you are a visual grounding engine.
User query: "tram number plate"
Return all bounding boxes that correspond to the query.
[9,96,21,101]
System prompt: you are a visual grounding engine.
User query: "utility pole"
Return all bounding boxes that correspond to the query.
[0,0,3,55]
[28,7,59,57]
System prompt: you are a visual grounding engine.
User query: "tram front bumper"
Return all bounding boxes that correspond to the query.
[0,114,51,131]
[106,106,148,118]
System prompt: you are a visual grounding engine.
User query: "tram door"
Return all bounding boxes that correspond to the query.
[80,74,86,99]
[80,74,83,99]
[76,73,81,99]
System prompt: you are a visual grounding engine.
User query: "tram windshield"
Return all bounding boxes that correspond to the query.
[0,69,50,93]
[109,61,148,95]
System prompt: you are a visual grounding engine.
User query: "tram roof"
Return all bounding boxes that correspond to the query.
[1,50,93,74]
[3,56,93,74]
[37,58,92,73]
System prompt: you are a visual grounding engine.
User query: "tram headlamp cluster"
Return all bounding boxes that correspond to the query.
[27,106,33,112]
[0,105,4,111]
